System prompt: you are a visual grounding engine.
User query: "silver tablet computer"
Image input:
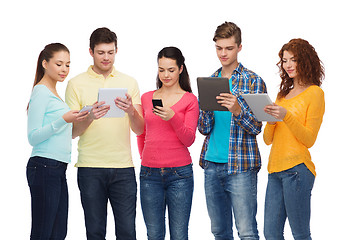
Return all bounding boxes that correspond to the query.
[197,77,230,111]
[241,93,282,122]
[98,88,127,118]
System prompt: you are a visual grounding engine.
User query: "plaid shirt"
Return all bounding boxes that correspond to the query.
[198,63,267,174]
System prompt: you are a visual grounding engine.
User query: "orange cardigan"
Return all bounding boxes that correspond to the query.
[263,85,325,176]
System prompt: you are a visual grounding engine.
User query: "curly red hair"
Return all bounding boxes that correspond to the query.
[277,38,324,99]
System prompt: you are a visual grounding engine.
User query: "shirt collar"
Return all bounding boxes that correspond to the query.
[87,65,116,79]
[213,62,244,77]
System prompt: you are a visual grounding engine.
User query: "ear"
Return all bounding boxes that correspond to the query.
[42,59,48,70]
[238,44,242,53]
[89,48,94,57]
[179,64,184,74]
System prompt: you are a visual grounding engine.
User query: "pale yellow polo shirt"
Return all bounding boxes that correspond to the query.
[65,66,141,168]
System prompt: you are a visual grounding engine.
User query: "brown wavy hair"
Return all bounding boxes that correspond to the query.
[277,38,324,99]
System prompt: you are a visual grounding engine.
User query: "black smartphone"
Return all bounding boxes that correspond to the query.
[152,99,163,108]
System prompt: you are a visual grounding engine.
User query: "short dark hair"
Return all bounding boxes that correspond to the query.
[156,47,192,93]
[89,27,117,51]
[213,22,242,46]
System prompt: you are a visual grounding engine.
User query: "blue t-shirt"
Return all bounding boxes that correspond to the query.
[205,73,232,163]
[27,85,72,163]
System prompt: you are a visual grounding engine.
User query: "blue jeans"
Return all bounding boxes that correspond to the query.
[204,160,259,240]
[264,163,315,240]
[77,167,137,240]
[140,164,194,240]
[26,156,68,240]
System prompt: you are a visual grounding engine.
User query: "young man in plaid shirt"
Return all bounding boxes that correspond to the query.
[198,22,267,240]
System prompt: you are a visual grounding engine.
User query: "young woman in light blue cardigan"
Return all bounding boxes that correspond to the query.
[27,43,88,239]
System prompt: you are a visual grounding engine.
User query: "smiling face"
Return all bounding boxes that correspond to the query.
[42,50,70,82]
[282,50,298,79]
[158,57,183,89]
[90,42,116,77]
[215,37,242,69]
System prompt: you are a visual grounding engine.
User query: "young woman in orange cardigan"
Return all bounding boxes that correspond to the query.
[263,38,325,240]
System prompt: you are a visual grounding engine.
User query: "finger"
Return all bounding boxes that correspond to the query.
[219,93,232,97]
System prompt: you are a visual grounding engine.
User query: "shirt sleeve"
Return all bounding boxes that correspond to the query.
[283,88,325,148]
[65,81,81,110]
[27,88,67,146]
[168,94,199,147]
[136,94,146,158]
[197,104,214,136]
[263,123,277,145]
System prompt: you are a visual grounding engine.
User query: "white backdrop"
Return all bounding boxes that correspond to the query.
[1,0,344,239]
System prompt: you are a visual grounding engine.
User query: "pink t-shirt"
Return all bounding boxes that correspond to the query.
[137,91,199,168]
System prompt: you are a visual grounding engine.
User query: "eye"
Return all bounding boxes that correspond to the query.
[56,63,62,67]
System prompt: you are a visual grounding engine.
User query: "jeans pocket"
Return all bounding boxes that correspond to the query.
[174,165,193,179]
[139,167,151,178]
[26,166,37,186]
[203,160,211,170]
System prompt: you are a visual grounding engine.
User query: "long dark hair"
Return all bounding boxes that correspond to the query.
[32,43,70,88]
[28,43,70,110]
[156,47,192,93]
[277,38,324,99]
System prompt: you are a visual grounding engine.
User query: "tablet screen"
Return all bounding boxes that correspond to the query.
[197,77,230,111]
[98,88,127,118]
[241,93,281,122]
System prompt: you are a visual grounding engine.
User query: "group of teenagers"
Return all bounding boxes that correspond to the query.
[26,21,325,240]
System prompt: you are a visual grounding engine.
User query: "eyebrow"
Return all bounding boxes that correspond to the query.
[215,44,235,48]
[56,60,71,64]
[159,67,176,70]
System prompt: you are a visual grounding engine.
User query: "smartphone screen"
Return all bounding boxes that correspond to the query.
[152,99,163,108]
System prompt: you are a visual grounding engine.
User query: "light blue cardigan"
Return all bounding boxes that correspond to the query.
[27,85,72,163]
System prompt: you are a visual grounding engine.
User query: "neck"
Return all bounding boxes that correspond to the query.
[221,62,239,78]
[159,84,184,95]
[39,76,57,90]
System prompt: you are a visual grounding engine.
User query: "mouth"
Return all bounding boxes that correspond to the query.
[59,74,66,78]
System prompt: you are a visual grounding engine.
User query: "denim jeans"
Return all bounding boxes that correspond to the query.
[26,156,68,240]
[204,160,259,240]
[77,167,137,240]
[140,164,194,240]
[264,163,315,240]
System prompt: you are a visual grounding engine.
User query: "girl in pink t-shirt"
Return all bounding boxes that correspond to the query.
[137,47,199,239]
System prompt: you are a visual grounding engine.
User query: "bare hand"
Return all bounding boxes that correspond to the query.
[264,103,287,120]
[216,93,241,116]
[115,93,135,116]
[63,110,89,123]
[152,106,175,121]
[89,101,110,120]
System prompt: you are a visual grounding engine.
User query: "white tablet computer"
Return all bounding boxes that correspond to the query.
[98,88,127,118]
[241,93,281,122]
[197,77,230,111]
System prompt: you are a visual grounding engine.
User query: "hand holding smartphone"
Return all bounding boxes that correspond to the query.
[152,99,163,108]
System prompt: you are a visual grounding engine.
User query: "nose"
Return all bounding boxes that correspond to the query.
[61,65,68,72]
[221,49,226,56]
[164,70,169,77]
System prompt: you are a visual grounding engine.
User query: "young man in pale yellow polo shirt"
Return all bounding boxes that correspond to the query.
[65,27,144,240]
